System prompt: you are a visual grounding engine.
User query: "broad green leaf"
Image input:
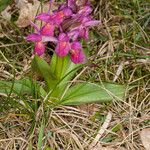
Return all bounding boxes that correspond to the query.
[32,55,57,90]
[0,0,11,12]
[61,82,126,105]
[0,78,38,96]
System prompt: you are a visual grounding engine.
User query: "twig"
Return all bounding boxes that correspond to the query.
[89,112,112,149]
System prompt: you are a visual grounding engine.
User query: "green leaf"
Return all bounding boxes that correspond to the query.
[50,54,78,81]
[31,55,57,90]
[0,0,11,12]
[48,54,83,97]
[101,135,115,143]
[0,78,38,97]
[37,121,45,150]
[61,82,126,105]
[0,78,44,112]
[111,124,122,132]
[50,54,83,90]
[45,146,52,150]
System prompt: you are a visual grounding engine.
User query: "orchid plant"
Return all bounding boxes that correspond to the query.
[0,0,125,110]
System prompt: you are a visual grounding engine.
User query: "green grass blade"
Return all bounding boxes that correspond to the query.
[37,121,45,150]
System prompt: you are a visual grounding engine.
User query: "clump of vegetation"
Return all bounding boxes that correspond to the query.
[0,0,149,149]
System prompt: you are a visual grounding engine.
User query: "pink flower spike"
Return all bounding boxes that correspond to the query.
[70,42,85,64]
[34,41,45,56]
[35,13,51,22]
[55,33,70,57]
[40,23,55,36]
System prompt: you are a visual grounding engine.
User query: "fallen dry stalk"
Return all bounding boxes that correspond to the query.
[89,111,112,149]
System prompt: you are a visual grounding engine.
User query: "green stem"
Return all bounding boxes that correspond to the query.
[54,55,64,80]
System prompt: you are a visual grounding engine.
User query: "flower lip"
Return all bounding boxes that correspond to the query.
[34,41,45,56]
[70,42,85,64]
[55,33,70,57]
[55,41,70,57]
[70,49,85,64]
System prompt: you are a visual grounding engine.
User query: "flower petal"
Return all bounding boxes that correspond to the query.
[68,29,79,41]
[71,41,82,50]
[35,13,51,22]
[58,33,69,41]
[34,41,45,56]
[30,21,40,33]
[52,11,65,25]
[42,36,58,43]
[67,0,77,12]
[79,28,89,39]
[40,23,55,36]
[26,33,42,42]
[63,8,72,16]
[84,20,101,27]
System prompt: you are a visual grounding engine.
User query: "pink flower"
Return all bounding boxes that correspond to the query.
[70,42,85,64]
[55,33,70,57]
[26,22,57,56]
[27,32,45,56]
[26,0,100,64]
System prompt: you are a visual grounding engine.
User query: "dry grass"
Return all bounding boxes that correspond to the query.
[0,0,150,149]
